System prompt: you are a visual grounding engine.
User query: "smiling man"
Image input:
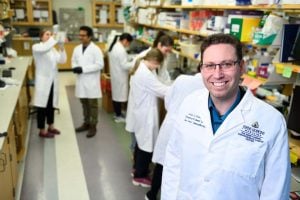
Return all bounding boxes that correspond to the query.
[161,33,290,200]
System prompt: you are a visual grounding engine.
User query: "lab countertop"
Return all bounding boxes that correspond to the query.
[0,56,32,148]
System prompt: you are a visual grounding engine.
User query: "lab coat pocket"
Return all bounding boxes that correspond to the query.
[222,142,266,179]
[177,190,193,200]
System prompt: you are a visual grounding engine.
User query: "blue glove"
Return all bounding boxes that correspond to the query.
[73,66,83,74]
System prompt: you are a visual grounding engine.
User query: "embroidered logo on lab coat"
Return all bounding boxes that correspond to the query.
[251,121,259,128]
[238,125,265,143]
[184,113,205,128]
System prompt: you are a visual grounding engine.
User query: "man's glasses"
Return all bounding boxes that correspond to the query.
[200,60,240,72]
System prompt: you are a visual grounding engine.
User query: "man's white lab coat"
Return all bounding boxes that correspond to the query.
[162,88,290,200]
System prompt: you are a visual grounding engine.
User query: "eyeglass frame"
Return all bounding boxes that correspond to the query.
[199,60,241,72]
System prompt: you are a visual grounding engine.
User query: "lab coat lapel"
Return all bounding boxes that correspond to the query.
[214,89,252,137]
[198,89,215,144]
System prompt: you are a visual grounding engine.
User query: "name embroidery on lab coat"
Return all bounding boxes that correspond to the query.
[184,113,205,128]
[238,125,265,143]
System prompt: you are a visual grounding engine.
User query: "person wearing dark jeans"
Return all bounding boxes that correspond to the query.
[145,164,163,200]
[132,145,152,187]
[112,101,122,116]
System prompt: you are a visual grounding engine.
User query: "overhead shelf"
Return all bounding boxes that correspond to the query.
[137,4,300,10]
[137,38,201,62]
[138,23,207,37]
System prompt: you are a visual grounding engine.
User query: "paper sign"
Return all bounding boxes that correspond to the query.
[282,66,292,78]
[241,76,263,90]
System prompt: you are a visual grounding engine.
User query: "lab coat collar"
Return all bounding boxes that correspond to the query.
[211,88,254,138]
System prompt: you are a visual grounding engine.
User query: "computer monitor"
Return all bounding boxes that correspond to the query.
[279,24,300,63]
[287,85,300,135]
[291,27,300,65]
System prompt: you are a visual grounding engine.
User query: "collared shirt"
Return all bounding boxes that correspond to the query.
[209,89,242,133]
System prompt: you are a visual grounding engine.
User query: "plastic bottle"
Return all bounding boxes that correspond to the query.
[257,49,272,78]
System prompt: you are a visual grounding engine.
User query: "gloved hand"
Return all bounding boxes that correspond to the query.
[72,66,83,74]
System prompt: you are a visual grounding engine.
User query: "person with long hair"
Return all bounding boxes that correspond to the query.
[134,31,174,84]
[108,33,133,123]
[126,48,170,187]
[32,29,66,138]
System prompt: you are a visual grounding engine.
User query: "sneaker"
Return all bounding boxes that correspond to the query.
[39,131,54,138]
[48,128,60,135]
[131,168,135,177]
[114,116,126,123]
[132,177,151,188]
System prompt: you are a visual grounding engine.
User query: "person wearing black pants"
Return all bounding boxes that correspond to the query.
[112,100,122,117]
[132,145,152,187]
[32,29,66,138]
[145,163,163,200]
[36,84,60,137]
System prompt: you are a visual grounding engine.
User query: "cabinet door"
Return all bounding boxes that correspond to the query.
[0,139,14,200]
[12,39,34,56]
[31,0,53,25]
[92,2,123,28]
[0,1,10,20]
[8,121,18,188]
[10,0,52,26]
[10,0,30,25]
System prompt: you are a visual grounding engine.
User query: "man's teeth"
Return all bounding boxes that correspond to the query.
[213,82,225,86]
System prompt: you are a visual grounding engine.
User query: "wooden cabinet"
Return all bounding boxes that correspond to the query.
[0,137,14,200]
[10,0,53,26]
[0,57,31,200]
[0,0,13,20]
[92,1,123,28]
[12,37,35,56]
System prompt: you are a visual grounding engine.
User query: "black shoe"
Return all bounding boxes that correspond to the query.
[75,123,89,132]
[86,125,97,138]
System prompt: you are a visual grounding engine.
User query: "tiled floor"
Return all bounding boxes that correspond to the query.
[20,72,148,200]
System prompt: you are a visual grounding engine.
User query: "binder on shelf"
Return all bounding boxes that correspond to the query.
[230,17,261,42]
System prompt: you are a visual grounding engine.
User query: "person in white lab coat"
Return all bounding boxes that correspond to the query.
[128,48,170,188]
[161,33,290,200]
[145,73,204,200]
[72,26,104,138]
[32,29,67,138]
[108,33,133,123]
[126,31,174,156]
[134,31,174,84]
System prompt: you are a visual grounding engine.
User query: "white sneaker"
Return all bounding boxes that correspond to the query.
[114,116,126,123]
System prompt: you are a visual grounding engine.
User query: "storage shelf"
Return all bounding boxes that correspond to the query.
[138,4,300,10]
[274,63,300,73]
[93,24,123,28]
[139,23,207,36]
[137,38,200,62]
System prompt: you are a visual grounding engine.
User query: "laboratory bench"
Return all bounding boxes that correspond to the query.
[0,56,32,200]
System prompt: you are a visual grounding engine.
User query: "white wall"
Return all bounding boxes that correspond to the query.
[52,0,93,26]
